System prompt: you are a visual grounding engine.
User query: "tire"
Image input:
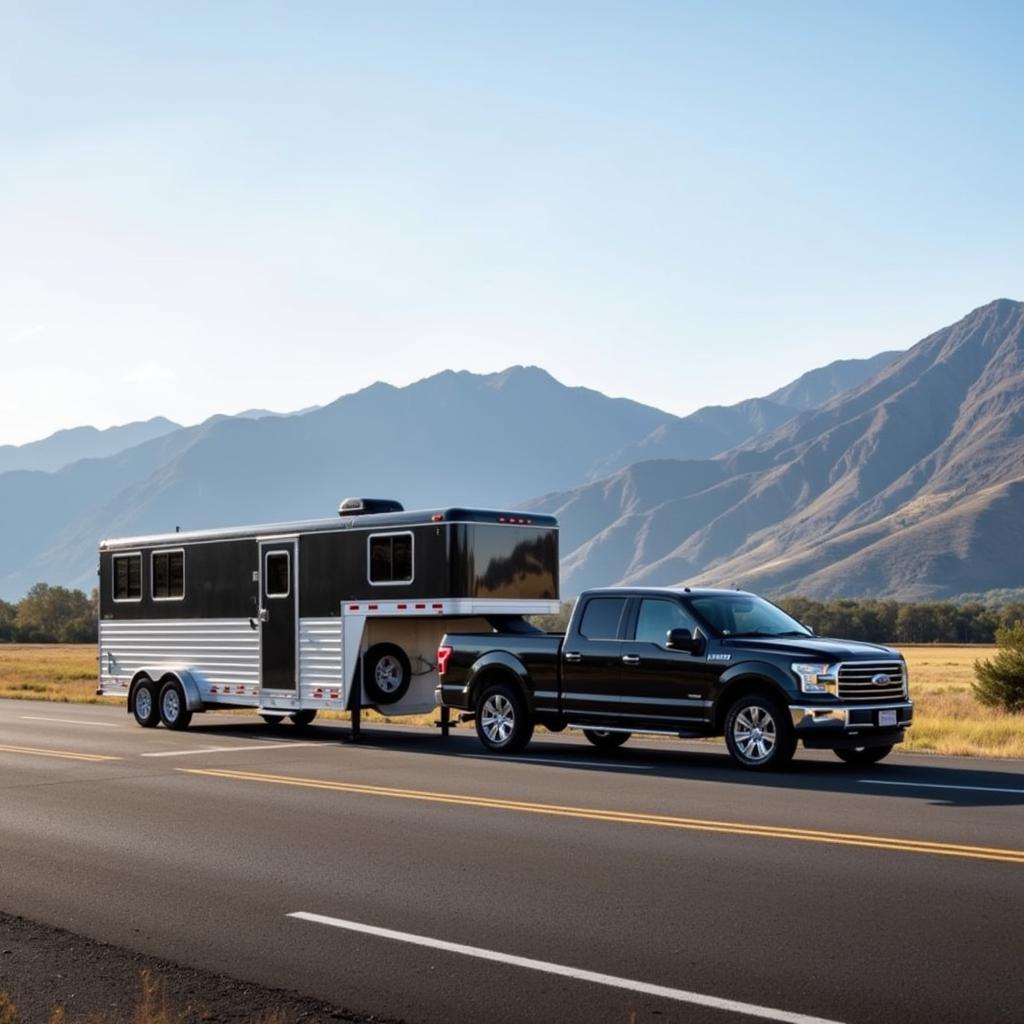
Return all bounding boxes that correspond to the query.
[724,694,796,770]
[475,681,534,754]
[131,678,160,728]
[362,644,412,705]
[158,679,193,731]
[834,744,893,766]
[583,729,630,750]
[290,709,317,728]
[261,713,285,728]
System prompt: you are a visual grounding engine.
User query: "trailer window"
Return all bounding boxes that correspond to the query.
[112,553,142,602]
[265,552,290,598]
[152,550,185,600]
[368,532,413,585]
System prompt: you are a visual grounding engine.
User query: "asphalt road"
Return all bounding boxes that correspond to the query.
[1,697,1023,1024]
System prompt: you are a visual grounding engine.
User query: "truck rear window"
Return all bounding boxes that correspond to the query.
[578,597,626,639]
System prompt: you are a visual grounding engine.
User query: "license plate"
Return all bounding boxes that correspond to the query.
[878,709,898,727]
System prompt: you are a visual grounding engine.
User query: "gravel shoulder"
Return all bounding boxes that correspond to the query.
[0,911,402,1024]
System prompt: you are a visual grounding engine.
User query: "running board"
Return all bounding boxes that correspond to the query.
[565,723,703,738]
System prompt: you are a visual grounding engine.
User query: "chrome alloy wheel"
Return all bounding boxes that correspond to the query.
[374,655,404,694]
[135,687,153,721]
[161,686,181,724]
[732,704,777,764]
[480,693,516,745]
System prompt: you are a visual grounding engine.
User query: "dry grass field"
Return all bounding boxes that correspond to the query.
[1,643,1022,759]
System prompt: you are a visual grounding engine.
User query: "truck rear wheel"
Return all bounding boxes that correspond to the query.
[290,709,317,728]
[834,744,893,765]
[583,729,630,750]
[724,694,795,770]
[475,681,533,754]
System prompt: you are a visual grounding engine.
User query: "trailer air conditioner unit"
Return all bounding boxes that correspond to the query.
[338,497,405,517]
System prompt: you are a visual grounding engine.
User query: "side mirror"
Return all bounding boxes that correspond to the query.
[666,628,702,654]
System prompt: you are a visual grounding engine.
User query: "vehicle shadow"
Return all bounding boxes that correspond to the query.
[180,715,1024,809]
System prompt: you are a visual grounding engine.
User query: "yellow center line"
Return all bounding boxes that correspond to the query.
[0,743,121,763]
[179,768,1024,865]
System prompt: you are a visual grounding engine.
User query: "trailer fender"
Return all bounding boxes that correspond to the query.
[466,652,534,712]
[130,668,204,713]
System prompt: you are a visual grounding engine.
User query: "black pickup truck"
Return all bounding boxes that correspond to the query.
[436,587,913,770]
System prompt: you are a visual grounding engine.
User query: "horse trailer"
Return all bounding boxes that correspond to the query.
[97,498,559,735]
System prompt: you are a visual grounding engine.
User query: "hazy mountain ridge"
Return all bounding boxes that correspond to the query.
[531,299,1024,599]
[0,333,973,601]
[0,417,181,474]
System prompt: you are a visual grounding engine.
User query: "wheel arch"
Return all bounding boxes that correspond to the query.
[466,653,533,712]
[130,668,203,712]
[713,667,791,732]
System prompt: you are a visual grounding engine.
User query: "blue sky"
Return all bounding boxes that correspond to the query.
[1,1,1021,443]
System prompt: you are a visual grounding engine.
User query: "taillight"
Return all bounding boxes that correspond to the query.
[437,645,452,676]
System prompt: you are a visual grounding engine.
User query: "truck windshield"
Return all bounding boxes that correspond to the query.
[686,594,811,638]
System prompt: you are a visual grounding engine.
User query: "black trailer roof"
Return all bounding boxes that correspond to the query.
[99,507,558,551]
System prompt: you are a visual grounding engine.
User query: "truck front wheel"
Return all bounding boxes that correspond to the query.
[475,681,533,754]
[724,694,796,770]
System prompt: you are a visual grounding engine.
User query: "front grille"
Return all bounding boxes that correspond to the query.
[837,661,906,701]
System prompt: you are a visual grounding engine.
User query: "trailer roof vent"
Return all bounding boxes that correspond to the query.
[338,497,405,517]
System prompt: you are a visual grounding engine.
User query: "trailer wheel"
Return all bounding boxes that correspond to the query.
[158,679,193,731]
[475,681,533,754]
[131,678,160,728]
[583,729,630,750]
[290,709,317,728]
[362,644,412,705]
[261,714,285,728]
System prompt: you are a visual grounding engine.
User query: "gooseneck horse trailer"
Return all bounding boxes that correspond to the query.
[97,499,559,735]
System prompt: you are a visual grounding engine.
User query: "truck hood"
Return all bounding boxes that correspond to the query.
[722,636,901,661]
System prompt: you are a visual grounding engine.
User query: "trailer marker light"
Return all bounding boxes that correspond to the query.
[437,646,452,676]
[349,604,359,611]
[415,603,426,609]
[397,603,407,610]
[432,514,444,522]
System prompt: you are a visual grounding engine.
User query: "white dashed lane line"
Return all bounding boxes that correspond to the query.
[19,715,123,728]
[141,742,321,758]
[288,911,845,1024]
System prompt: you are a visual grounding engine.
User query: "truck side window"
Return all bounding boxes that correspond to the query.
[635,599,696,647]
[578,597,626,640]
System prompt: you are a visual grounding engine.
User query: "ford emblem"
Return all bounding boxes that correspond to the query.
[871,673,892,685]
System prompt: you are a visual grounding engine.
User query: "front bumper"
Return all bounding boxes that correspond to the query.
[790,701,913,749]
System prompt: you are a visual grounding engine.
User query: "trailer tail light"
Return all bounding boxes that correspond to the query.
[437,645,452,677]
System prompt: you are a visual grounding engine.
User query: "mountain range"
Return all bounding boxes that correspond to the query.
[529,299,1024,600]
[3,300,1020,602]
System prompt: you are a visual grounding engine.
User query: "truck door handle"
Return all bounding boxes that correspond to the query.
[564,652,582,663]
[622,655,640,666]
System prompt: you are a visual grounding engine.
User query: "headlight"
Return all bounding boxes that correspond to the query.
[792,662,836,694]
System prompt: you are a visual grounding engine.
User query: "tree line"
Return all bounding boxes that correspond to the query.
[0,584,98,643]
[2,585,1023,646]
[535,596,1024,644]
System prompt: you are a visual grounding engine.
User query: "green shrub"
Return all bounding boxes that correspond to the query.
[973,623,1024,713]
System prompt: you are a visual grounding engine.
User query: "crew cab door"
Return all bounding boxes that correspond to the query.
[618,596,715,728]
[560,594,628,719]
